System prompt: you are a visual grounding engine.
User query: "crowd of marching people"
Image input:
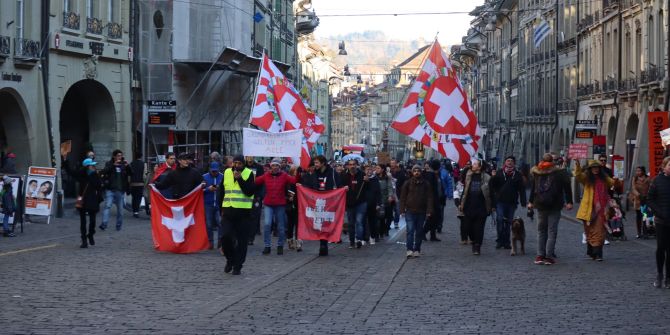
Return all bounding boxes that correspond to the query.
[3,147,670,287]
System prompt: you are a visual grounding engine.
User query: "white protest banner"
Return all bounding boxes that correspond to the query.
[243,128,303,158]
[24,166,57,217]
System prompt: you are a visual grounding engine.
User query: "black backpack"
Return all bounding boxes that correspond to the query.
[533,173,560,208]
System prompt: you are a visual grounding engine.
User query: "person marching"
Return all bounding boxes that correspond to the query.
[490,156,527,249]
[458,159,493,255]
[400,164,434,258]
[217,155,256,275]
[100,150,132,231]
[574,159,619,261]
[645,157,670,288]
[72,159,103,248]
[302,155,342,256]
[254,158,298,255]
[1,176,16,237]
[203,162,223,250]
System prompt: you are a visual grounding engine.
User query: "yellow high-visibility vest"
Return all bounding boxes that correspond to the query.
[222,168,253,209]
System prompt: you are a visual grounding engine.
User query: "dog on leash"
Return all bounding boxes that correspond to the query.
[510,217,526,256]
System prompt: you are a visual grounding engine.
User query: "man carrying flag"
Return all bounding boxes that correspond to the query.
[217,155,256,275]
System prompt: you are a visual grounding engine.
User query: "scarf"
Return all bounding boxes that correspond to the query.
[592,178,609,223]
[538,161,554,170]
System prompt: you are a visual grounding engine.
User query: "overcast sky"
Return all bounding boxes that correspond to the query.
[310,0,486,47]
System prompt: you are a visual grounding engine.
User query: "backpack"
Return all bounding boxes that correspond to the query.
[533,173,560,208]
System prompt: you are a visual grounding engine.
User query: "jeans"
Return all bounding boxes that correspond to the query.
[101,190,125,229]
[204,205,221,245]
[2,213,10,232]
[393,201,401,224]
[495,203,517,247]
[264,205,287,247]
[347,202,367,244]
[536,209,561,257]
[405,212,426,251]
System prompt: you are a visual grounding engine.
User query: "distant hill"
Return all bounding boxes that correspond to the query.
[316,31,429,82]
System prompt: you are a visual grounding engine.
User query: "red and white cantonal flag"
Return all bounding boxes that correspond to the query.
[391,41,481,166]
[149,185,209,254]
[296,185,346,243]
[250,53,324,168]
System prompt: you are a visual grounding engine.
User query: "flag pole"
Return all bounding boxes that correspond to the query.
[248,51,265,126]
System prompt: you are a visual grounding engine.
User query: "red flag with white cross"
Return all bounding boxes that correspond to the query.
[149,185,209,253]
[391,40,481,166]
[296,185,346,242]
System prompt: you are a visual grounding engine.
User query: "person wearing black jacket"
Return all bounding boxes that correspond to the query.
[100,149,132,231]
[155,153,204,199]
[245,156,265,245]
[423,160,444,242]
[302,155,342,256]
[647,156,670,288]
[341,159,368,249]
[363,165,382,244]
[129,154,145,218]
[73,158,103,248]
[390,159,406,229]
[490,156,527,249]
[217,155,256,275]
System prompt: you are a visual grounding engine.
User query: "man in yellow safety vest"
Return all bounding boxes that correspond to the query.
[217,155,256,275]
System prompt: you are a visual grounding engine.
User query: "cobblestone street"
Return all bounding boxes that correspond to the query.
[1,204,667,334]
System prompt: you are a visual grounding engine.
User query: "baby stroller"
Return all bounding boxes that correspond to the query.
[605,198,626,241]
[640,204,656,239]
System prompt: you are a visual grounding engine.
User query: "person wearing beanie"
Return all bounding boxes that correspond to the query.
[217,154,256,275]
[154,152,204,200]
[400,164,434,258]
[203,161,223,250]
[490,155,527,250]
[528,153,573,265]
[254,158,298,255]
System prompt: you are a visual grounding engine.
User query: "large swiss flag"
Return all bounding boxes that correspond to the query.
[149,185,209,253]
[297,185,346,242]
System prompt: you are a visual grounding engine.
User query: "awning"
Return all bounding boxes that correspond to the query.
[174,47,291,76]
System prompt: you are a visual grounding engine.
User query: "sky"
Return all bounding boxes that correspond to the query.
[310,0,486,47]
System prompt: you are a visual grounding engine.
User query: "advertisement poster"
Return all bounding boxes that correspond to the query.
[647,112,669,177]
[24,167,57,217]
[568,143,588,159]
[0,176,21,224]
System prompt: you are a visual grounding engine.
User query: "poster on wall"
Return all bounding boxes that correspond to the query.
[648,111,669,177]
[0,176,22,224]
[24,167,57,217]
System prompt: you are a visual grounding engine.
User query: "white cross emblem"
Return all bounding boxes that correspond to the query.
[277,90,301,129]
[161,206,195,243]
[429,86,469,127]
[305,198,335,231]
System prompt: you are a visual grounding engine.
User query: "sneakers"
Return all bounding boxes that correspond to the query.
[224,262,233,273]
[406,250,413,258]
[296,239,303,252]
[3,232,16,237]
[604,240,610,245]
[394,223,399,229]
[262,247,271,255]
[356,241,362,249]
[581,233,586,244]
[369,238,376,245]
[412,251,420,258]
[277,246,283,255]
[232,269,241,275]
[543,257,556,265]
[133,212,140,218]
[99,225,106,231]
[349,242,355,249]
[534,256,545,265]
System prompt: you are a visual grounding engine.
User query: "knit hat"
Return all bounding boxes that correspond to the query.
[233,155,245,163]
[270,158,281,166]
[412,164,422,171]
[504,155,516,163]
[178,152,194,160]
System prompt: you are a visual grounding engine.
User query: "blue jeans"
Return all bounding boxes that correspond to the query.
[204,205,221,245]
[393,201,400,224]
[347,202,367,244]
[405,212,426,252]
[263,205,286,247]
[101,190,125,229]
[2,214,10,232]
[495,203,517,247]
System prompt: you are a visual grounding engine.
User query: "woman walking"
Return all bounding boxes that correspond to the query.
[629,166,651,238]
[1,176,16,237]
[74,158,103,248]
[375,165,395,239]
[574,160,618,261]
[647,157,670,288]
[458,159,492,255]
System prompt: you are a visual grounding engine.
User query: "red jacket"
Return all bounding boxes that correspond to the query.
[255,171,297,206]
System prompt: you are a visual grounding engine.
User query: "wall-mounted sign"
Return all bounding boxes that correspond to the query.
[148,111,176,126]
[575,129,596,139]
[1,72,22,82]
[575,120,598,129]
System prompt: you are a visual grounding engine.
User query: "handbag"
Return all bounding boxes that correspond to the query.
[75,183,89,209]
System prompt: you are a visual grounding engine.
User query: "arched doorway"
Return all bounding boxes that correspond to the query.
[0,89,32,173]
[624,114,639,178]
[59,79,116,196]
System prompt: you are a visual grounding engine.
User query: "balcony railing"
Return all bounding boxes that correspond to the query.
[63,11,80,30]
[619,77,637,90]
[86,17,103,35]
[0,35,10,57]
[604,78,618,92]
[107,22,122,39]
[14,38,40,59]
